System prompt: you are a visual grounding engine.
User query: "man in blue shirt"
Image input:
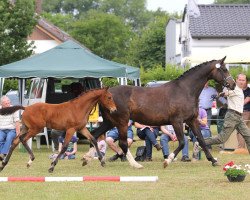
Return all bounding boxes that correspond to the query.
[199,82,218,128]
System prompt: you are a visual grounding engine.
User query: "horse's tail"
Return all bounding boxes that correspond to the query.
[0,105,25,115]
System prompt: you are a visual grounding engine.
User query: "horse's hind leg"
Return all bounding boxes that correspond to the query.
[19,133,35,168]
[0,136,21,172]
[81,127,105,167]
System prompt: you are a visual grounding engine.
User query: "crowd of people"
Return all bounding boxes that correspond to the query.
[1,74,250,163]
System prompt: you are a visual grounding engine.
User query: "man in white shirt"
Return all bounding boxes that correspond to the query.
[0,96,20,160]
[205,74,250,153]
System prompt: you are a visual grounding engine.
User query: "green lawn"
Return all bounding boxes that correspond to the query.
[0,127,249,200]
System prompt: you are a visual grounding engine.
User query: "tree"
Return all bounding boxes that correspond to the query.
[70,10,132,61]
[41,12,74,33]
[99,0,151,32]
[42,0,101,15]
[127,14,169,69]
[0,0,36,66]
[215,0,250,3]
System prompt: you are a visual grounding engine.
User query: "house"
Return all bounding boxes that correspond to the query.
[28,18,73,54]
[166,4,250,66]
[27,0,73,54]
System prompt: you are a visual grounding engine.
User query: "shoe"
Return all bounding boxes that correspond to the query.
[120,154,127,162]
[108,154,120,162]
[0,154,5,161]
[109,153,123,162]
[154,143,162,151]
[145,157,153,162]
[181,155,191,162]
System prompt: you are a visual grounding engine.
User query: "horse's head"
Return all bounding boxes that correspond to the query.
[210,56,236,90]
[99,87,117,113]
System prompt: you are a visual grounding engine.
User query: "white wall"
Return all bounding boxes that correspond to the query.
[166,19,182,65]
[28,40,59,54]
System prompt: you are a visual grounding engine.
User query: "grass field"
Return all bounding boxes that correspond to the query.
[0,126,250,200]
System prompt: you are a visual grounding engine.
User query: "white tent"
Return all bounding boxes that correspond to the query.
[184,41,250,64]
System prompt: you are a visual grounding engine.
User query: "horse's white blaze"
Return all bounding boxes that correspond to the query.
[126,149,143,169]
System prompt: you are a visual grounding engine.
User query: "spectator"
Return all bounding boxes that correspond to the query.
[106,120,134,162]
[236,74,250,150]
[205,74,250,153]
[0,96,20,160]
[51,129,65,152]
[199,82,218,128]
[191,107,212,161]
[216,91,228,134]
[58,135,78,160]
[160,125,191,162]
[94,134,107,159]
[134,122,161,161]
[70,82,84,97]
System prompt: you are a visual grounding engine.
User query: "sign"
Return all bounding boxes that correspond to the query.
[88,104,99,123]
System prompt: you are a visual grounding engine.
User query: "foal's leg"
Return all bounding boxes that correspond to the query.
[188,120,218,166]
[163,122,185,168]
[19,133,36,168]
[48,128,76,173]
[80,127,105,167]
[0,136,21,171]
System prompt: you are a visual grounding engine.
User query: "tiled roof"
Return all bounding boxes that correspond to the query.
[186,4,250,38]
[37,18,72,42]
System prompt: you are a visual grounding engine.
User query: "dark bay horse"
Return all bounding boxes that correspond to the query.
[0,88,117,172]
[92,57,235,168]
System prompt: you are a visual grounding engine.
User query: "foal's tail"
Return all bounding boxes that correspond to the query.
[0,105,25,115]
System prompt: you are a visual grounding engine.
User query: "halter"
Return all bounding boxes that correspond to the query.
[217,67,234,88]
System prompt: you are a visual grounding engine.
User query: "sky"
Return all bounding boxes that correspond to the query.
[147,0,214,13]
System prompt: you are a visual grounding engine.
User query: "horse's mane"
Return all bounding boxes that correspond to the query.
[69,87,106,102]
[175,60,215,81]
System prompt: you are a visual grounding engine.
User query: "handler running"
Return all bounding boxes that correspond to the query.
[205,74,250,153]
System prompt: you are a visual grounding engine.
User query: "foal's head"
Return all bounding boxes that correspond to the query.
[99,88,117,113]
[210,56,236,90]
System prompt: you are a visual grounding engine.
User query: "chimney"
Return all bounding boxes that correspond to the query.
[35,0,43,15]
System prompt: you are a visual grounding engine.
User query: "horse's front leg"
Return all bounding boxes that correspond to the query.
[0,135,21,172]
[48,128,75,173]
[188,120,218,166]
[163,122,185,168]
[117,126,143,169]
[80,127,105,167]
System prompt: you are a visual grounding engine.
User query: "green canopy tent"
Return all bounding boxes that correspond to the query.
[0,40,130,78]
[0,40,140,100]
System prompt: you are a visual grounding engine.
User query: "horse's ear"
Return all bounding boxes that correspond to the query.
[216,56,226,68]
[220,56,226,64]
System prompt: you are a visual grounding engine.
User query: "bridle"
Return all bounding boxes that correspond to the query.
[217,66,235,88]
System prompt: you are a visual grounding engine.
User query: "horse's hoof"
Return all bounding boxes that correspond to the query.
[48,167,54,173]
[27,164,30,168]
[163,160,168,168]
[101,161,105,167]
[212,161,220,167]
